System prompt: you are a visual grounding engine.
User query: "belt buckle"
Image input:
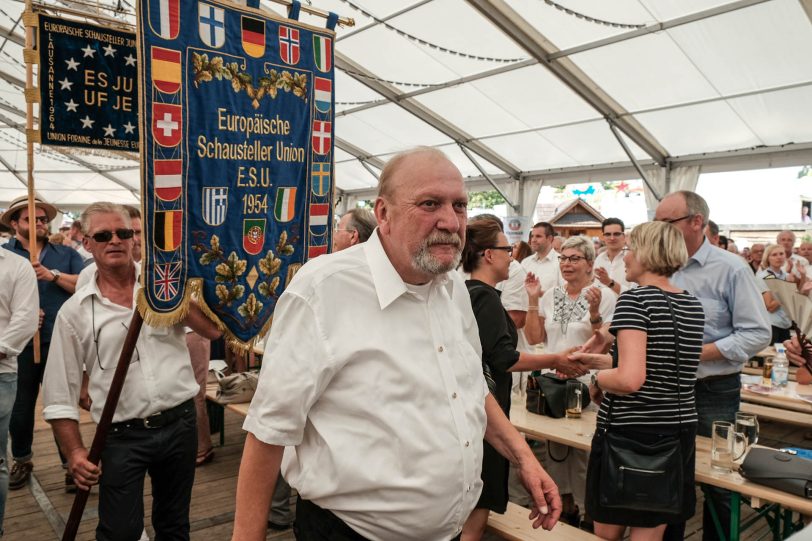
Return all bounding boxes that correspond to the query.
[143,412,161,429]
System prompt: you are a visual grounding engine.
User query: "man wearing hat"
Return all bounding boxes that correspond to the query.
[1,195,83,491]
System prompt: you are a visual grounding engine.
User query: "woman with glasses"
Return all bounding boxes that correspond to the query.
[459,220,576,541]
[522,235,616,528]
[756,244,794,344]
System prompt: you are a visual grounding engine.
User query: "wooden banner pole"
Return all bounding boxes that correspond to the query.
[62,311,144,541]
[23,0,41,364]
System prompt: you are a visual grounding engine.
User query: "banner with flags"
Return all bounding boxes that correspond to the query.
[138,0,336,348]
[37,14,139,150]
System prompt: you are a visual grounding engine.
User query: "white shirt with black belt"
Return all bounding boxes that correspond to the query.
[42,263,198,424]
[244,231,488,541]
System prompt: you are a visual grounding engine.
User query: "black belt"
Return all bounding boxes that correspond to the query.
[111,399,193,430]
[697,373,739,383]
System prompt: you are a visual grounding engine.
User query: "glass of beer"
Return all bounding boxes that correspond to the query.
[762,357,774,386]
[566,380,582,419]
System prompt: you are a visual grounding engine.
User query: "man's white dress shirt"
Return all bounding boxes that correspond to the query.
[42,264,198,424]
[593,250,635,293]
[244,231,488,541]
[0,249,39,373]
[521,249,563,292]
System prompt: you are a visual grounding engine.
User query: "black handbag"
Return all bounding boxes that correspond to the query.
[739,448,812,498]
[525,373,589,419]
[598,291,684,514]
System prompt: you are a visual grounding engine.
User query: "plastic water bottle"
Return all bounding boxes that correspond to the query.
[772,343,789,387]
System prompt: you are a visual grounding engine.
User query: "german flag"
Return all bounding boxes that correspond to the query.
[154,210,182,251]
[241,16,264,58]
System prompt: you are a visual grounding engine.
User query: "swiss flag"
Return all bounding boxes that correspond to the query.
[312,120,331,155]
[152,103,182,147]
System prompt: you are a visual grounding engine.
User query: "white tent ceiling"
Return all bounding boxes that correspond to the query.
[1,0,812,212]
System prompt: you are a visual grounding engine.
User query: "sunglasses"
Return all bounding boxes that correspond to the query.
[90,228,134,243]
[20,215,49,224]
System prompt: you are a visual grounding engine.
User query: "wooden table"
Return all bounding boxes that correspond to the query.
[741,381,812,414]
[205,384,251,445]
[510,406,812,540]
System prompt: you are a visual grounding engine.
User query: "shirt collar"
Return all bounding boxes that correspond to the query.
[74,262,141,304]
[363,229,452,310]
[688,238,713,267]
[537,248,559,263]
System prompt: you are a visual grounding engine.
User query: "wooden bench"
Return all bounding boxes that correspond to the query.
[487,502,599,540]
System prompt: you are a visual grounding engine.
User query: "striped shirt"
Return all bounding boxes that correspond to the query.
[597,286,705,428]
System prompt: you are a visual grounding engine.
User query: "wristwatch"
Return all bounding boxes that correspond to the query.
[591,372,601,391]
[51,269,61,283]
[590,315,603,325]
[609,279,616,288]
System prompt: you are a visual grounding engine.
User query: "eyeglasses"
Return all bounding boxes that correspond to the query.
[334,227,355,234]
[92,296,140,371]
[487,245,513,255]
[603,232,624,238]
[90,228,134,243]
[558,255,587,263]
[658,214,694,224]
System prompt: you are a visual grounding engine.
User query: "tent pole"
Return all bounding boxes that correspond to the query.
[607,118,661,202]
[458,143,519,211]
[23,0,41,363]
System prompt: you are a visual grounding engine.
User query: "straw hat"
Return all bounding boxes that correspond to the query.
[0,195,58,227]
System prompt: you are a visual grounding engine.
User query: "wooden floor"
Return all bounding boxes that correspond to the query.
[3,405,809,540]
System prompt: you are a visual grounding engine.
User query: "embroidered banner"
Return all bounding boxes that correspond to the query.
[37,15,139,150]
[138,0,336,348]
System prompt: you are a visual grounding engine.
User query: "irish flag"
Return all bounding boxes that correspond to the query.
[274,187,296,222]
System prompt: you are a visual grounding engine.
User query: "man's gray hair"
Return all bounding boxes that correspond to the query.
[671,190,709,226]
[80,202,131,235]
[344,208,377,243]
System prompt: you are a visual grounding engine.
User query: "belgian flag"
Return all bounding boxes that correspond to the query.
[154,210,182,251]
[241,16,264,58]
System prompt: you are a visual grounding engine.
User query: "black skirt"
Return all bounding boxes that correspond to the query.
[585,424,697,527]
[476,441,509,513]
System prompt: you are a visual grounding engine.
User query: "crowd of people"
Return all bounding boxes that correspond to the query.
[0,147,809,540]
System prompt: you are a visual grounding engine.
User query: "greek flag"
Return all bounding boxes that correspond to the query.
[203,187,228,226]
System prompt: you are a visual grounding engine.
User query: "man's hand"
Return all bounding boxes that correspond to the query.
[31,261,55,282]
[66,447,100,490]
[568,351,611,370]
[517,458,561,530]
[594,267,611,286]
[554,348,588,378]
[784,336,809,368]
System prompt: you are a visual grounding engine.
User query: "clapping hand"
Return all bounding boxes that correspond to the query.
[584,286,602,315]
[524,272,542,300]
[594,267,610,286]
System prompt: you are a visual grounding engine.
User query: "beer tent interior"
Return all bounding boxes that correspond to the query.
[1,0,812,219]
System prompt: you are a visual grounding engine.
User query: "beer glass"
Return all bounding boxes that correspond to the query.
[711,421,746,472]
[735,411,759,449]
[566,380,582,419]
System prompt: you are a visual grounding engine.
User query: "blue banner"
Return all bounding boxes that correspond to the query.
[138,0,335,347]
[38,15,139,150]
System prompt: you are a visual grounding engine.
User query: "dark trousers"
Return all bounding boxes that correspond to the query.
[294,498,462,541]
[663,373,740,541]
[10,344,64,465]
[96,402,197,541]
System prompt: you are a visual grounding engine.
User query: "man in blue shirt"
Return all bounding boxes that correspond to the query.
[655,191,770,541]
[0,195,83,491]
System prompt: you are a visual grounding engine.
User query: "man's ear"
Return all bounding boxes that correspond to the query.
[374,197,389,235]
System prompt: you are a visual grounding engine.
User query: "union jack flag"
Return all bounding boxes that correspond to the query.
[154,262,181,301]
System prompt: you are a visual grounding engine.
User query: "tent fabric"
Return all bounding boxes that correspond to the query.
[0,0,811,213]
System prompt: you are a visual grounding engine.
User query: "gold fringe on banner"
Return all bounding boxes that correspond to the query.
[135,279,274,354]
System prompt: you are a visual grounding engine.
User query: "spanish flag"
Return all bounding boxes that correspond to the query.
[154,210,182,251]
[241,16,264,58]
[151,47,181,95]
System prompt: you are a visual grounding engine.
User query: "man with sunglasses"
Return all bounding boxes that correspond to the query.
[0,194,83,492]
[593,217,633,296]
[655,191,769,541]
[41,202,221,540]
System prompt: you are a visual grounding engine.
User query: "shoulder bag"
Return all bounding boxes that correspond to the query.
[525,373,590,419]
[740,448,812,498]
[598,291,685,514]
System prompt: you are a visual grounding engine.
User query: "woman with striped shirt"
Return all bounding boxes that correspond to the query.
[571,221,704,540]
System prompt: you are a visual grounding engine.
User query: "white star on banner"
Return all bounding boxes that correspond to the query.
[124,54,136,67]
[103,124,116,137]
[81,44,95,58]
[65,99,78,112]
[123,122,135,134]
[65,57,79,71]
[58,77,73,91]
[103,44,116,57]
[80,116,94,129]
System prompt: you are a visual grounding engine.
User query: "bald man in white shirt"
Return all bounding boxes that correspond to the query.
[233,148,561,541]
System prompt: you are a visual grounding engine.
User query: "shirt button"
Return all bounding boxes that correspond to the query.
[464,440,470,447]
[438,346,444,352]
[452,392,457,399]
